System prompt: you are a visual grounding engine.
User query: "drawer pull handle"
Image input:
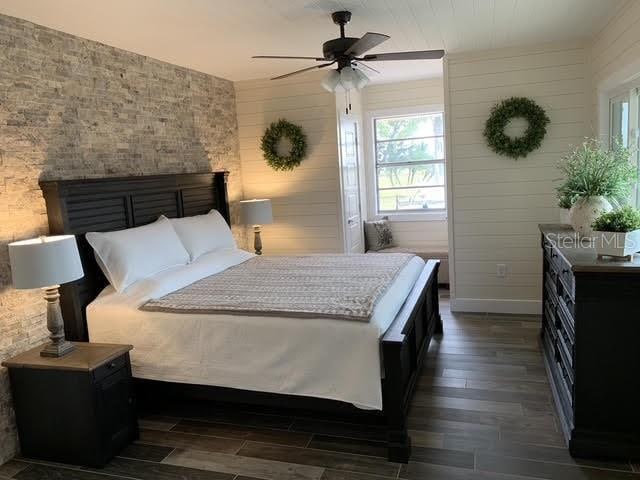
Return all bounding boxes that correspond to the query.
[551,252,558,258]
[107,361,117,369]
[562,268,569,274]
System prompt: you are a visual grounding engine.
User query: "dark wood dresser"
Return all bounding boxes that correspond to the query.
[2,342,138,467]
[540,224,640,459]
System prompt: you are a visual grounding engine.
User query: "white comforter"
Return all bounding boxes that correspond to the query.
[86,249,425,409]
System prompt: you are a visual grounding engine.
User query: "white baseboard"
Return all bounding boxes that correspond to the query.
[450,297,542,315]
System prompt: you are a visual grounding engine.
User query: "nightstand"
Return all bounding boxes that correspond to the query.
[2,342,138,467]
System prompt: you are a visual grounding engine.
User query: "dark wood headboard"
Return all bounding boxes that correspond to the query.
[39,171,230,341]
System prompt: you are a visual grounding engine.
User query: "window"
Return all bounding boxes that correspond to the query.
[609,87,640,206]
[372,112,446,215]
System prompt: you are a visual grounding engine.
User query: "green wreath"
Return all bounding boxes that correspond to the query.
[261,119,307,171]
[483,97,550,159]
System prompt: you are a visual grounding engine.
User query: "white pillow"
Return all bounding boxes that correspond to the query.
[86,216,190,293]
[164,210,236,261]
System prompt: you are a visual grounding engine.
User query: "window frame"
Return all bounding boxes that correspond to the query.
[364,105,447,222]
[608,84,640,207]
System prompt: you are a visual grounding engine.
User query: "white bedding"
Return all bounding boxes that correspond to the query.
[86,249,425,410]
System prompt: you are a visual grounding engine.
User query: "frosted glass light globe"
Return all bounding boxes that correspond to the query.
[340,66,357,90]
[321,70,340,92]
[354,68,370,90]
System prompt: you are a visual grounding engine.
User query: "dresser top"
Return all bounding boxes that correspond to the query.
[539,224,640,273]
[1,342,132,372]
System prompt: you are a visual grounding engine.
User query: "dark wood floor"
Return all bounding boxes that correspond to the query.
[2,291,639,479]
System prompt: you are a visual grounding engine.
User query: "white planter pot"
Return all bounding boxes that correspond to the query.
[559,208,571,225]
[593,229,640,259]
[569,196,612,236]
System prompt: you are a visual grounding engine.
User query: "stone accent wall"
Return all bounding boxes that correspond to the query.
[0,14,243,463]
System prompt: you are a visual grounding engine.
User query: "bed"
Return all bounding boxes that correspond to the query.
[39,171,441,462]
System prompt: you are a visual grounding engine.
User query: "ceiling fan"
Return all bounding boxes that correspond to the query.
[252,10,445,90]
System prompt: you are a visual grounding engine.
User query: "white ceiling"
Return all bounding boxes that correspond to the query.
[0,0,624,84]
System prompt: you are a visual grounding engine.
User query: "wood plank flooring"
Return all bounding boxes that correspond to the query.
[4,291,639,479]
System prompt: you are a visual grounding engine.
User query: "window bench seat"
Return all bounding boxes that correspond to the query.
[366,246,449,285]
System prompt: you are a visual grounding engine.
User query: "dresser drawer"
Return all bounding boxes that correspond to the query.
[544,336,574,420]
[543,304,558,343]
[542,318,557,359]
[557,326,574,377]
[555,355,574,412]
[93,354,128,382]
[558,257,575,300]
[557,292,576,333]
[545,268,559,295]
[543,240,560,268]
[556,297,575,344]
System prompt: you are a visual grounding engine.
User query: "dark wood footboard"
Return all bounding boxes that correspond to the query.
[381,259,441,462]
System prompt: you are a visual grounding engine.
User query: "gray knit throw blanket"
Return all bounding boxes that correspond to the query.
[141,253,414,322]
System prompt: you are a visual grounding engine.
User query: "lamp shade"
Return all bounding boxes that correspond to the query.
[240,199,273,226]
[8,235,84,289]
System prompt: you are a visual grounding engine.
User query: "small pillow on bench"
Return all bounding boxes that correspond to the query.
[364,217,395,251]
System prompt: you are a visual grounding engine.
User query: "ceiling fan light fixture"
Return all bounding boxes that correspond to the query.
[321,69,341,92]
[339,66,357,90]
[354,68,370,90]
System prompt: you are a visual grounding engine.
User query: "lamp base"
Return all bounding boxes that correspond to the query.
[253,225,263,255]
[40,286,75,358]
[40,340,75,358]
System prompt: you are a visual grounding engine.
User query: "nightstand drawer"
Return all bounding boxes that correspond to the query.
[98,367,137,452]
[93,353,128,382]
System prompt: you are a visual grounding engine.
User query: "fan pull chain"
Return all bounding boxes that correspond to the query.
[344,89,352,115]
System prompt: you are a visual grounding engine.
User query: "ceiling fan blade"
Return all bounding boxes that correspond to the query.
[253,55,328,61]
[354,61,380,74]
[344,32,390,56]
[271,62,335,80]
[361,50,445,61]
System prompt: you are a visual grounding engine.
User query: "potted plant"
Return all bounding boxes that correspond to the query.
[591,206,640,259]
[557,192,576,224]
[556,139,636,236]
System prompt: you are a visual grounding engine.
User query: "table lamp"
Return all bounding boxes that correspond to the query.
[240,199,273,255]
[8,235,84,357]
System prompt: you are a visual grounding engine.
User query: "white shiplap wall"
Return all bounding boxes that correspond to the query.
[235,72,342,254]
[361,78,448,252]
[445,41,591,313]
[591,0,640,134]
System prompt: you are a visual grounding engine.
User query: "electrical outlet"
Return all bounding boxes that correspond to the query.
[497,263,507,278]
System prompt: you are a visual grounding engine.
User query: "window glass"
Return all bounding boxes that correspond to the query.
[373,112,446,214]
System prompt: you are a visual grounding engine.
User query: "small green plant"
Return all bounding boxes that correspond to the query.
[591,206,640,232]
[557,192,577,209]
[556,138,636,205]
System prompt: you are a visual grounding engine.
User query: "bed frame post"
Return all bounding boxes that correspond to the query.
[433,280,443,334]
[383,339,412,462]
[381,260,439,462]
